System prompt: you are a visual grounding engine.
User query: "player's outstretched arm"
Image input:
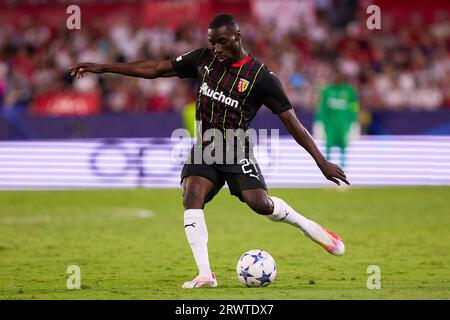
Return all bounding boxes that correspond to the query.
[278,109,350,186]
[68,60,176,80]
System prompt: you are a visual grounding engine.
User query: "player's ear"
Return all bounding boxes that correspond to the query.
[235,30,241,42]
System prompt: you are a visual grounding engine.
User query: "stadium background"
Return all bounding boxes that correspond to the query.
[0,0,449,189]
[0,0,449,301]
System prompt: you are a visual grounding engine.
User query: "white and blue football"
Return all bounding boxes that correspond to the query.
[236,249,277,287]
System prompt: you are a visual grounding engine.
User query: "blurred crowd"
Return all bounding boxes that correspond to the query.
[0,4,449,116]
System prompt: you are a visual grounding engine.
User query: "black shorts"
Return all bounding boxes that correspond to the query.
[181,159,267,204]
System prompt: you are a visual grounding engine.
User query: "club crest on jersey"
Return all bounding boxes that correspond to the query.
[237,78,249,93]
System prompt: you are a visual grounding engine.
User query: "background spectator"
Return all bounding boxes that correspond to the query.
[0,0,448,119]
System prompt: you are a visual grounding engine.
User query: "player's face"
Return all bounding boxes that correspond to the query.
[207,26,240,65]
[334,72,346,84]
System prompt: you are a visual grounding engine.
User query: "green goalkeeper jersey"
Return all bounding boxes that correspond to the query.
[315,83,359,134]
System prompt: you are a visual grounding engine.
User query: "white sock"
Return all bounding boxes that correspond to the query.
[184,209,212,279]
[267,196,334,247]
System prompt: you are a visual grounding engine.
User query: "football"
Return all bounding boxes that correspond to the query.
[236,249,277,287]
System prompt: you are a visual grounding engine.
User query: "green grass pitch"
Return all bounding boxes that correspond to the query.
[0,187,449,300]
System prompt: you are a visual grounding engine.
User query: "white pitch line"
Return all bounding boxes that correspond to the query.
[0,208,155,224]
[0,216,51,224]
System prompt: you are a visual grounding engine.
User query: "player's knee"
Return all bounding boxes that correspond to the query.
[245,196,273,215]
[183,188,206,209]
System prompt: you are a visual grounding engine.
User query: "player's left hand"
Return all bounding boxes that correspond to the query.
[318,160,350,186]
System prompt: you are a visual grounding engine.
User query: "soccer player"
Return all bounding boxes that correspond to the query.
[314,69,360,168]
[69,14,349,289]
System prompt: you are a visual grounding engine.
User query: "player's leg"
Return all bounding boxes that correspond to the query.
[326,145,332,161]
[325,128,333,161]
[239,188,345,256]
[182,175,215,209]
[326,127,339,162]
[180,169,223,288]
[340,146,346,169]
[224,158,345,256]
[182,176,214,284]
[337,132,348,169]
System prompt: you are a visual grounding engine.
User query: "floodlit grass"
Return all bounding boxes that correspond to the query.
[0,187,449,299]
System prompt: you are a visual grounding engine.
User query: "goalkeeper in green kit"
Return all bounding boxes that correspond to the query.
[314,69,360,168]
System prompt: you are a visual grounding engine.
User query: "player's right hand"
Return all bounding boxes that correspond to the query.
[69,62,104,79]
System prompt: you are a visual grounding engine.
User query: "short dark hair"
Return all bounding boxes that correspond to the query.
[208,14,239,31]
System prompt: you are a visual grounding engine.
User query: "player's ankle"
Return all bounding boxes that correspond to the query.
[198,264,212,279]
[198,273,213,279]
